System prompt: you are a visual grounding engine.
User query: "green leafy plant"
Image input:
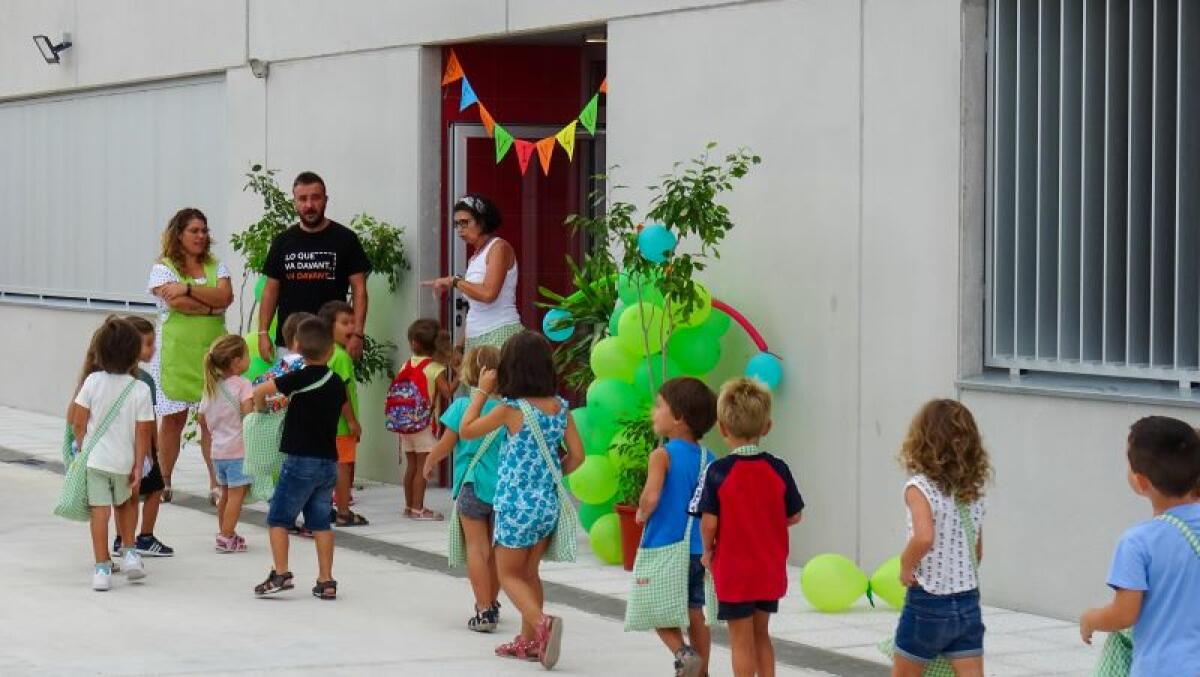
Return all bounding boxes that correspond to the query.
[233,163,410,384]
[609,416,658,506]
[541,144,759,506]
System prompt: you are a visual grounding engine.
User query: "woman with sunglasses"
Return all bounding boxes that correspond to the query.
[423,195,523,350]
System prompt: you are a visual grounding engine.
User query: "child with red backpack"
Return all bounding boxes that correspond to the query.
[387,319,454,520]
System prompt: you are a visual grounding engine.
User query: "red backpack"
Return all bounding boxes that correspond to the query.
[385,358,434,433]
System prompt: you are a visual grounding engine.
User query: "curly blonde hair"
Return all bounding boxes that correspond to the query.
[159,208,214,273]
[898,399,992,503]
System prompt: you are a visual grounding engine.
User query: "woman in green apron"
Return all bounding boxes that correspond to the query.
[147,208,232,503]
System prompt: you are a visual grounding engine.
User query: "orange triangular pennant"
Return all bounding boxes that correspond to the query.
[513,139,535,175]
[599,78,608,94]
[535,137,556,175]
[478,104,496,137]
[442,50,464,85]
[555,121,578,161]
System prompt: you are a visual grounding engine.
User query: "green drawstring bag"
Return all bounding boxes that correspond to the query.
[242,371,332,503]
[55,380,136,522]
[517,400,579,563]
[446,429,502,568]
[1091,513,1200,676]
[624,454,719,631]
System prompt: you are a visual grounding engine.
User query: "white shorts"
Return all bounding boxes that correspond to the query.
[399,427,437,454]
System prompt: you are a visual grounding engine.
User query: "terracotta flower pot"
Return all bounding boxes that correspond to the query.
[614,503,643,572]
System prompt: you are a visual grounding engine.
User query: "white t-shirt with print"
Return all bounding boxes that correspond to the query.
[74,372,155,475]
[905,474,986,595]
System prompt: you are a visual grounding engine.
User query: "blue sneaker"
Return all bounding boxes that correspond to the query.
[135,534,174,557]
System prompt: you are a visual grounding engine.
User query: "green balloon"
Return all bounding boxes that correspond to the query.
[800,553,868,612]
[586,379,640,425]
[579,499,616,531]
[633,355,683,404]
[608,301,625,338]
[666,326,722,375]
[617,303,667,357]
[569,455,618,504]
[869,556,906,609]
[590,336,638,383]
[588,513,623,565]
[697,308,731,339]
[243,333,273,381]
[573,407,618,456]
[617,270,664,307]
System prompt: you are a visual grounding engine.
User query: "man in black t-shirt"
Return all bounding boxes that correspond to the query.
[257,172,371,362]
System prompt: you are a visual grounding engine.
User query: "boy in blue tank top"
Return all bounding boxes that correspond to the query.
[635,377,718,677]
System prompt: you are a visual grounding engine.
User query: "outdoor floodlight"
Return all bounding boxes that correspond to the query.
[33,34,72,64]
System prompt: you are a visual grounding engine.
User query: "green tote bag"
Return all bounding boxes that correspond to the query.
[55,380,137,522]
[517,399,579,563]
[446,429,502,568]
[624,454,718,631]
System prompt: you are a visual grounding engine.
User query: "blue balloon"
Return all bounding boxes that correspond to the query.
[637,224,677,263]
[542,308,575,342]
[746,352,784,390]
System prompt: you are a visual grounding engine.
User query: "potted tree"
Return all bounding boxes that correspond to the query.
[543,145,759,569]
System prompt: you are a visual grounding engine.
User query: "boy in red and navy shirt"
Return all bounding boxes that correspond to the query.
[694,377,804,676]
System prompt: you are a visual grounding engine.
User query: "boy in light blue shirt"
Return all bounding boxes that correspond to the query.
[1080,416,1200,676]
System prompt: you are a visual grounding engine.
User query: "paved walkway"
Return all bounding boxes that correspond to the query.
[0,406,1101,675]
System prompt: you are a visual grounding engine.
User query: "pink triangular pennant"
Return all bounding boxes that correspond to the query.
[513,139,535,175]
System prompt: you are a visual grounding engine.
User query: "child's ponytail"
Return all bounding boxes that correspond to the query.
[204,334,248,397]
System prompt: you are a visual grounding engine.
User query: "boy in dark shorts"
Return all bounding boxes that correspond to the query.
[635,377,718,677]
[250,317,352,600]
[695,378,804,677]
[113,316,174,557]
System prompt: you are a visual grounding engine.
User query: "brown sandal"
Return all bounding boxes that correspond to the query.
[312,578,337,600]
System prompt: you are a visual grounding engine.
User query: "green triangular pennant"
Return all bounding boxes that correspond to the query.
[578,94,599,135]
[494,124,514,163]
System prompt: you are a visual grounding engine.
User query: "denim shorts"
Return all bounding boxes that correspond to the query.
[687,554,705,609]
[894,586,985,663]
[213,458,252,488]
[457,482,493,521]
[266,456,337,531]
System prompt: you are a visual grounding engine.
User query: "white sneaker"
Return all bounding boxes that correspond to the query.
[92,566,112,591]
[122,550,146,581]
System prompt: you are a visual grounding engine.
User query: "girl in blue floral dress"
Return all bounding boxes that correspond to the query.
[460,331,584,669]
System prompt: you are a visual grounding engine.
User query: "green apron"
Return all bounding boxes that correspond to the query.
[158,258,226,403]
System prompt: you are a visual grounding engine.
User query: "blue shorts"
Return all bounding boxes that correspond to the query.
[266,456,337,532]
[894,586,985,663]
[687,554,705,609]
[213,458,252,488]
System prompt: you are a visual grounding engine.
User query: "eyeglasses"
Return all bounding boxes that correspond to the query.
[453,219,473,229]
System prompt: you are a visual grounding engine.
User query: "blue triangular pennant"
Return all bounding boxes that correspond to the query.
[459,77,479,111]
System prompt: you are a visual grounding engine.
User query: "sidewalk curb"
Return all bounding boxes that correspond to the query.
[5,445,887,677]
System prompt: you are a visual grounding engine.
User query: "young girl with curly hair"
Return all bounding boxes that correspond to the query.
[892,399,993,677]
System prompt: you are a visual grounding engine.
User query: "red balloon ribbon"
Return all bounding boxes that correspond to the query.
[712,299,769,353]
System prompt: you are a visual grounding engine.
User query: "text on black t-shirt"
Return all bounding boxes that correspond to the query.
[263,221,371,346]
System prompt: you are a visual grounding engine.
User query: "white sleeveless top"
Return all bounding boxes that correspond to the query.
[464,237,520,338]
[905,474,986,595]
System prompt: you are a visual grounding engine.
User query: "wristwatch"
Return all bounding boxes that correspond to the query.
[185,282,193,297]
[452,275,465,289]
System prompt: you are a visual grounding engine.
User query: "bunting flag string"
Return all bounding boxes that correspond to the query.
[442,49,605,175]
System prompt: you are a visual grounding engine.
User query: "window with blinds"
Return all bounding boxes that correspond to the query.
[986,0,1200,385]
[0,77,227,308]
